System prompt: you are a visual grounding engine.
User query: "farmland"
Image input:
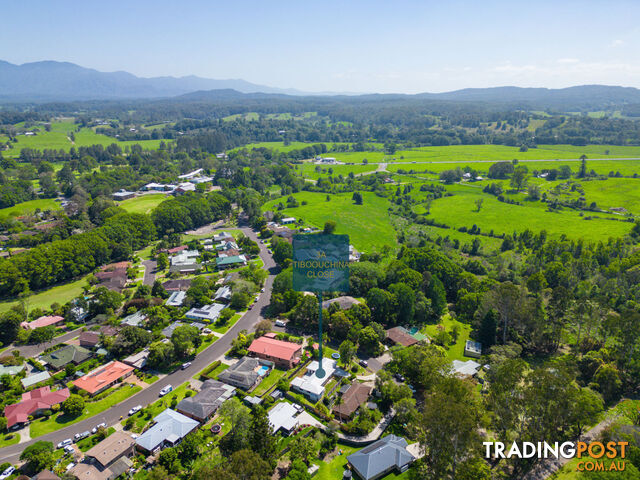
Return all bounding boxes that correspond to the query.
[117,193,169,214]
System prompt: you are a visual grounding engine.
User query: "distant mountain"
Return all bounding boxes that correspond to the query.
[0,60,306,101]
[416,85,640,110]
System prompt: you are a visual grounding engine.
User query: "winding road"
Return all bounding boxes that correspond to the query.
[0,226,277,464]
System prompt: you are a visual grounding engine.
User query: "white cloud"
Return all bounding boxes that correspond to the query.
[610,39,625,47]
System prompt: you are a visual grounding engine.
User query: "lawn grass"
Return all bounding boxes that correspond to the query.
[314,444,410,480]
[0,432,20,448]
[30,384,142,437]
[76,426,116,452]
[212,313,242,334]
[124,382,191,432]
[0,274,90,314]
[423,314,472,362]
[195,334,217,354]
[0,198,62,218]
[252,368,287,396]
[262,191,396,252]
[295,162,379,180]
[198,362,229,380]
[117,194,168,214]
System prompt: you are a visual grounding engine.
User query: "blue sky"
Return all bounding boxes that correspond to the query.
[2,0,640,93]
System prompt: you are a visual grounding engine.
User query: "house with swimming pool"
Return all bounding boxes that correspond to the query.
[217,356,274,391]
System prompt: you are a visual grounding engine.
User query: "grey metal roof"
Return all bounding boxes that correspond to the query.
[176,380,235,421]
[217,357,262,390]
[347,435,415,480]
[135,409,198,452]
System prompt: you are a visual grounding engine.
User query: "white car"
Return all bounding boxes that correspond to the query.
[57,438,73,449]
[64,445,75,454]
[159,385,173,397]
[130,433,139,439]
[274,320,286,327]
[128,405,142,416]
[91,422,107,434]
[0,466,15,480]
[74,430,90,441]
[181,362,192,370]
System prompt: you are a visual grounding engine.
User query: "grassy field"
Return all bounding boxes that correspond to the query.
[1,120,167,157]
[30,384,142,437]
[262,191,397,252]
[423,314,472,362]
[0,432,20,448]
[419,183,633,242]
[117,194,168,214]
[295,162,379,180]
[0,274,90,314]
[0,198,62,218]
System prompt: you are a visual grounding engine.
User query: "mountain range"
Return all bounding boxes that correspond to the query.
[3,60,640,111]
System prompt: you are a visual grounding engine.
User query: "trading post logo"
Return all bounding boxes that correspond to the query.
[484,441,628,472]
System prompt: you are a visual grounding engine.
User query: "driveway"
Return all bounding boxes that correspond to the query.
[5,327,84,359]
[0,225,277,464]
[141,260,157,286]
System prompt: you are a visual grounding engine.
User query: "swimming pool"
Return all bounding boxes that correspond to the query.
[257,366,270,376]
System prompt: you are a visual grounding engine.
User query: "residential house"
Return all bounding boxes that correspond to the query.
[96,262,130,292]
[165,291,187,307]
[123,349,150,369]
[162,279,192,292]
[185,303,226,323]
[142,182,167,191]
[21,371,51,389]
[161,322,187,339]
[176,380,235,423]
[135,408,199,454]
[216,240,239,251]
[169,249,201,274]
[69,431,135,480]
[213,231,234,243]
[268,401,299,435]
[4,386,70,429]
[248,336,302,369]
[31,470,60,480]
[385,327,418,348]
[112,190,136,201]
[271,226,294,242]
[21,315,65,330]
[349,244,361,262]
[165,245,188,255]
[0,364,24,376]
[215,254,247,270]
[173,182,196,194]
[100,325,119,337]
[41,344,92,370]
[79,331,101,348]
[347,435,415,480]
[333,383,373,421]
[178,168,203,180]
[281,217,296,225]
[214,285,232,303]
[321,296,361,311]
[452,359,481,377]
[217,357,273,391]
[290,358,337,402]
[120,310,147,327]
[74,361,135,396]
[464,340,482,358]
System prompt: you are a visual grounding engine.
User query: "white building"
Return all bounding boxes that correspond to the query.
[268,401,299,435]
[185,304,226,323]
[290,358,337,402]
[165,291,187,307]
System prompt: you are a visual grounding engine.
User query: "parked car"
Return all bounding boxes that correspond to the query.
[91,422,107,434]
[64,445,75,454]
[394,373,405,382]
[57,438,73,449]
[74,430,90,441]
[128,405,142,416]
[159,385,173,396]
[181,362,192,370]
[274,320,286,328]
[202,328,212,334]
[359,359,368,368]
[0,466,15,480]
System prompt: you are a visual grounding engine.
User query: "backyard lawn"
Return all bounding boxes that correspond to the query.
[423,314,472,362]
[314,444,411,480]
[252,368,287,396]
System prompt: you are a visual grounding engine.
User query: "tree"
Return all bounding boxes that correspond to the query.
[339,340,356,366]
[254,320,273,338]
[286,460,312,480]
[218,398,252,455]
[358,326,382,356]
[352,192,363,205]
[157,252,169,270]
[171,325,200,358]
[454,457,492,480]
[29,326,55,345]
[579,154,587,178]
[62,394,85,417]
[474,198,483,212]
[323,221,336,234]
[158,447,181,474]
[249,407,277,465]
[151,280,168,299]
[510,165,529,191]
[288,435,316,465]
[64,363,76,378]
[148,340,175,368]
[20,440,55,474]
[227,449,273,480]
[418,377,484,479]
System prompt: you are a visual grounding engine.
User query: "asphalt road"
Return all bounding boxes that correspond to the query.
[0,226,277,464]
[5,328,84,359]
[141,259,157,286]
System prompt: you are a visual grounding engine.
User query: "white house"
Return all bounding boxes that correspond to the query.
[290,358,337,402]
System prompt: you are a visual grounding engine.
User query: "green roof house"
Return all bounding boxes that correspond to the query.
[41,345,92,370]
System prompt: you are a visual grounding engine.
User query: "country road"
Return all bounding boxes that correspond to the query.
[0,226,277,464]
[5,328,84,359]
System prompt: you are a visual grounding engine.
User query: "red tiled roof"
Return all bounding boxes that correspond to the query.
[101,262,131,271]
[4,386,70,427]
[386,327,418,347]
[79,331,101,346]
[21,315,64,330]
[333,383,372,418]
[167,245,188,254]
[248,336,302,363]
[73,361,134,395]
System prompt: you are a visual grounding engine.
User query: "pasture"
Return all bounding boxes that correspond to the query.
[117,193,168,214]
[0,198,62,217]
[295,162,379,180]
[262,191,397,252]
